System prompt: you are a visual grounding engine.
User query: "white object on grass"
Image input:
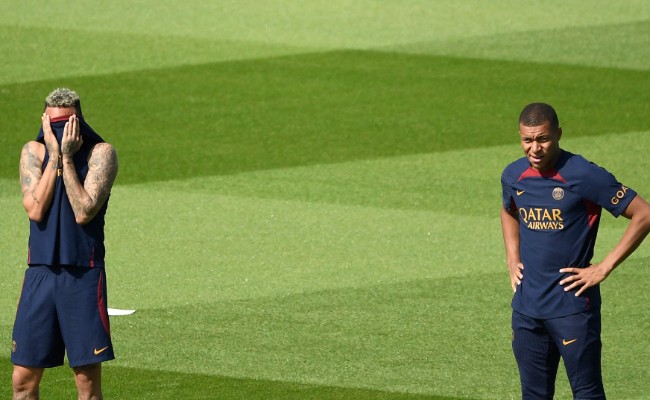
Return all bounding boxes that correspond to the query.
[107,308,136,316]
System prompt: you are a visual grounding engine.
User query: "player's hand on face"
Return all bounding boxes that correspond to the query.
[41,113,60,157]
[61,114,82,156]
[559,264,609,297]
[509,262,524,292]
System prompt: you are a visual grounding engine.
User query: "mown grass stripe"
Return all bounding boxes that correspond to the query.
[1,52,649,184]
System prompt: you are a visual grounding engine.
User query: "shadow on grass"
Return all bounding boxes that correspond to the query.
[109,365,475,400]
[0,358,475,400]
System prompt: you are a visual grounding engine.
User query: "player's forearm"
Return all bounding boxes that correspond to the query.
[61,156,98,224]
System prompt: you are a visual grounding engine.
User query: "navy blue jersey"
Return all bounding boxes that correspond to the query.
[501,150,636,318]
[27,116,108,268]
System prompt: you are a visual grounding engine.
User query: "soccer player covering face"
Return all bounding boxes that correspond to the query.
[13,88,118,400]
[500,103,650,399]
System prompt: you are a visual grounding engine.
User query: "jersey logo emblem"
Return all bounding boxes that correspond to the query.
[562,338,578,346]
[94,346,110,355]
[516,190,525,196]
[552,187,564,200]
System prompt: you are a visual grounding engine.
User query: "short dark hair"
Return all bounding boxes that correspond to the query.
[519,103,559,130]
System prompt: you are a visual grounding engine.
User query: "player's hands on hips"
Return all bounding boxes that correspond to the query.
[61,114,82,156]
[41,113,60,157]
[509,262,524,292]
[559,264,610,297]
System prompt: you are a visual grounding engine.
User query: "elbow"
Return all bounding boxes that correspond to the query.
[637,203,650,233]
[28,210,45,223]
[75,214,93,225]
[629,216,650,240]
[25,205,45,223]
[73,201,100,225]
[75,208,99,225]
[635,214,650,239]
[627,196,650,234]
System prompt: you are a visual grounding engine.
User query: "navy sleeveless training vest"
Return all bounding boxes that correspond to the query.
[28,116,109,268]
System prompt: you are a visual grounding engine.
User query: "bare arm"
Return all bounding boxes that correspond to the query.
[560,195,650,296]
[501,205,524,292]
[60,115,118,225]
[20,114,61,222]
[62,143,118,225]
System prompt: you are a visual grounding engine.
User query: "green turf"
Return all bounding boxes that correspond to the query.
[1,52,649,183]
[1,1,650,399]
[2,131,648,398]
[391,20,650,71]
[2,1,649,49]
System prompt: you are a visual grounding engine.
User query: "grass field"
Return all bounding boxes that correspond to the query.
[1,1,649,399]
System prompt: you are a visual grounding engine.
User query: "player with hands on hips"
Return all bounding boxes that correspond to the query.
[500,102,650,400]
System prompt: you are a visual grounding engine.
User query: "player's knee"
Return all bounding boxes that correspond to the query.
[12,366,42,396]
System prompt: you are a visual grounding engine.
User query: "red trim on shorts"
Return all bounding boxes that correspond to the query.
[97,271,111,335]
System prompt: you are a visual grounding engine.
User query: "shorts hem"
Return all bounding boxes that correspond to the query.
[11,359,64,369]
[68,355,115,368]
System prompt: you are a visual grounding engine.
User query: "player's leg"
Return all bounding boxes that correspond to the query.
[547,311,606,400]
[12,365,44,400]
[512,311,561,399]
[73,363,103,400]
[57,266,113,400]
[12,266,66,399]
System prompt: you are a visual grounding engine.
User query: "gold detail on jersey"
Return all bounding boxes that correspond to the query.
[552,187,564,200]
[518,207,565,230]
[516,190,525,196]
[562,338,578,346]
[611,185,629,205]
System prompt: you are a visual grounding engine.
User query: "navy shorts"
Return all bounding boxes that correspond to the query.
[12,266,115,368]
[512,310,605,400]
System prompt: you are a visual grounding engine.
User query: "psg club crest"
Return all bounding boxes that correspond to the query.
[552,187,564,200]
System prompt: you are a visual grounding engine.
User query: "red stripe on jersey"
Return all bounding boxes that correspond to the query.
[517,167,567,183]
[584,199,601,229]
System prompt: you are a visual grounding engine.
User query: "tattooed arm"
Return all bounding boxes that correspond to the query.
[62,142,118,225]
[60,114,118,225]
[20,114,61,222]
